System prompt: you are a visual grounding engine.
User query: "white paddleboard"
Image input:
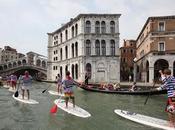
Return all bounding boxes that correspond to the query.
[12,94,39,104]
[114,109,175,130]
[3,85,10,89]
[48,90,64,96]
[54,99,91,118]
[8,87,16,92]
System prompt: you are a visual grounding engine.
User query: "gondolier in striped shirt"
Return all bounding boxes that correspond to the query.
[157,69,175,127]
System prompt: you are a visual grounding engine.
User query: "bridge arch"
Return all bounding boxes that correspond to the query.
[22,59,27,64]
[4,65,7,70]
[36,59,41,67]
[13,62,17,67]
[18,61,22,66]
[8,63,12,68]
[0,66,3,71]
[42,60,46,68]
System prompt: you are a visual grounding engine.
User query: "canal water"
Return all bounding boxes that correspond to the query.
[0,82,167,130]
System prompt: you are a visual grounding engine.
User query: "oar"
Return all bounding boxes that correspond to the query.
[144,82,156,105]
[14,82,20,97]
[50,96,62,113]
[42,86,52,93]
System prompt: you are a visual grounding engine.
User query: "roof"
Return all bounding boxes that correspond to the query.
[136,15,175,42]
[47,13,121,35]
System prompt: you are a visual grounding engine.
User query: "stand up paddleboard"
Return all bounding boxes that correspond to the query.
[114,109,175,130]
[12,94,39,104]
[3,85,10,89]
[54,99,91,118]
[48,90,64,97]
[8,87,16,92]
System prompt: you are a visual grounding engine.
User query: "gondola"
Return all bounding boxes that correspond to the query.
[79,85,167,95]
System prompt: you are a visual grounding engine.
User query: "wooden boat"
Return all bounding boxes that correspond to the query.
[79,85,167,95]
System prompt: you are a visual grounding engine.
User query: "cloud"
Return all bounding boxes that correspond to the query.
[0,0,175,55]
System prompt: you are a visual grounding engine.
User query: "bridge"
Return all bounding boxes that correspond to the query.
[0,52,47,79]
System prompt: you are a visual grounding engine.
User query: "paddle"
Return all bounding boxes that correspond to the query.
[14,82,20,97]
[50,96,62,113]
[144,82,156,105]
[42,85,52,93]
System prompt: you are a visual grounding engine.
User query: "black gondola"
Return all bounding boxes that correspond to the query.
[79,85,167,95]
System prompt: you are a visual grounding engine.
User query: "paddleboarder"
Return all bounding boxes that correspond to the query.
[56,74,62,94]
[157,69,175,127]
[21,71,32,100]
[62,71,80,108]
[10,74,17,90]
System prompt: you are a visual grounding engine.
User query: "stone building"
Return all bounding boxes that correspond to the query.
[120,40,136,81]
[47,14,121,83]
[134,15,175,83]
[0,48,2,64]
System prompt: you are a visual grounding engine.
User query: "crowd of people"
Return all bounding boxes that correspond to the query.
[3,71,32,100]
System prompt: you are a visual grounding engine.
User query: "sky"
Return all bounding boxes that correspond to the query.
[0,0,175,56]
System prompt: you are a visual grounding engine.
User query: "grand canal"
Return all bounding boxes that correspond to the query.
[0,82,167,130]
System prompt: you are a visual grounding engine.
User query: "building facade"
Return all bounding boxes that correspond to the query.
[135,15,175,83]
[120,40,136,81]
[0,48,2,64]
[47,14,121,83]
[0,46,25,64]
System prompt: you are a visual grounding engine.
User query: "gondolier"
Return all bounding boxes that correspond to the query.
[156,69,175,127]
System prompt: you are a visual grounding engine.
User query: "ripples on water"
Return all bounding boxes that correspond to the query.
[0,82,167,130]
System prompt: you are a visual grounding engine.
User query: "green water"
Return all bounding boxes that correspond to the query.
[0,82,167,130]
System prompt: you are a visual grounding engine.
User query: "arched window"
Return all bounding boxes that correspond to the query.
[95,21,100,34]
[101,40,106,56]
[86,40,91,56]
[60,33,62,43]
[71,64,75,79]
[60,48,63,60]
[101,21,106,33]
[65,30,68,40]
[86,63,92,79]
[110,40,115,55]
[65,46,68,59]
[110,21,115,33]
[85,21,91,33]
[95,40,100,55]
[75,64,78,79]
[75,24,78,36]
[65,65,68,75]
[75,42,78,57]
[60,66,63,77]
[71,44,74,58]
[71,26,74,38]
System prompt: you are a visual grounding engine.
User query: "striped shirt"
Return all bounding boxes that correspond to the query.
[159,75,175,97]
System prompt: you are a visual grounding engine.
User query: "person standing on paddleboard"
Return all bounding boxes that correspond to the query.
[10,74,17,90]
[157,69,175,127]
[62,71,80,108]
[21,71,32,100]
[56,74,62,94]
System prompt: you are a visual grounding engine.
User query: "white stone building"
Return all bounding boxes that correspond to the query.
[47,14,121,83]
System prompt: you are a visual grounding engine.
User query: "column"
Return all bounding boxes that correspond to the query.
[133,62,137,83]
[149,66,154,83]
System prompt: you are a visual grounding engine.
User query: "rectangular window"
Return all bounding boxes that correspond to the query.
[158,22,165,31]
[159,42,165,51]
